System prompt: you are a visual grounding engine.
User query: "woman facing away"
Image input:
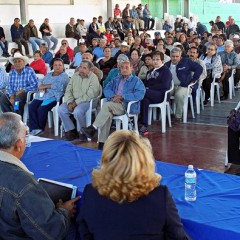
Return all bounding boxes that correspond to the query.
[77,130,190,240]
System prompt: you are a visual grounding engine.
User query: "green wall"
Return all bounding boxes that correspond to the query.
[145,0,240,29]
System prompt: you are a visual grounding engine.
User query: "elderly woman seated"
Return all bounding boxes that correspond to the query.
[29,58,69,135]
[77,130,190,239]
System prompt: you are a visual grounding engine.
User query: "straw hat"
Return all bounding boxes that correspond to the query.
[9,52,29,65]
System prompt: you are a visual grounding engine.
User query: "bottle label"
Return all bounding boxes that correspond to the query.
[185,178,196,184]
[14,101,19,111]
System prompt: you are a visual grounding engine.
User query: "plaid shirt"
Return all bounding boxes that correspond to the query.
[0,67,8,90]
[8,66,38,96]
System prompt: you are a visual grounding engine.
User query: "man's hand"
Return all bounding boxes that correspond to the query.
[9,96,15,105]
[16,89,25,96]
[112,95,123,103]
[57,196,80,218]
[38,85,46,91]
[223,64,231,72]
[68,102,77,112]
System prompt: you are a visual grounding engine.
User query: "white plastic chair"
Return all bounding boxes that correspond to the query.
[228,69,236,99]
[45,63,51,73]
[183,82,195,123]
[86,86,102,127]
[65,69,75,78]
[48,100,61,136]
[36,74,45,80]
[100,98,139,133]
[210,73,221,107]
[60,86,102,138]
[171,83,195,123]
[23,91,37,124]
[148,81,174,133]
[196,84,204,114]
[64,64,70,70]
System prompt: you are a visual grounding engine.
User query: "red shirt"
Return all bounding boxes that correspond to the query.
[30,58,47,75]
[55,46,74,61]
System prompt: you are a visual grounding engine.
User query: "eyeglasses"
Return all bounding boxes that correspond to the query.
[207,48,215,51]
[62,43,67,45]
[152,58,161,61]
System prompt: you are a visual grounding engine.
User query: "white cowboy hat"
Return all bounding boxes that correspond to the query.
[9,52,29,65]
[121,41,130,48]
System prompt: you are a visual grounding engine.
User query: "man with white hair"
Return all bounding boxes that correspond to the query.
[0,112,79,238]
[219,40,239,100]
[0,53,38,117]
[81,59,145,150]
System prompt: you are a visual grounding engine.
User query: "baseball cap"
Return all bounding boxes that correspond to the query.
[117,54,130,63]
[155,31,161,36]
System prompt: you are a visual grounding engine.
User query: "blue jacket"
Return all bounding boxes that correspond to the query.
[104,74,146,114]
[10,24,24,40]
[165,58,203,87]
[0,151,71,239]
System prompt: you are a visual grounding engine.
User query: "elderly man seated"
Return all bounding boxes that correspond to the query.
[81,59,146,150]
[28,58,69,136]
[0,112,79,238]
[58,60,101,141]
[0,53,38,117]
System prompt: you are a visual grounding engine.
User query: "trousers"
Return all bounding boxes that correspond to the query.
[58,102,90,132]
[93,101,124,143]
[228,127,240,164]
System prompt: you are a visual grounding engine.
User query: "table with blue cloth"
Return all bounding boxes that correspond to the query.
[21,140,240,240]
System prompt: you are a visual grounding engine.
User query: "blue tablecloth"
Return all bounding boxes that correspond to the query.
[21,140,240,240]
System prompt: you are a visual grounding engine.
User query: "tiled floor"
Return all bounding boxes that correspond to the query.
[41,90,240,174]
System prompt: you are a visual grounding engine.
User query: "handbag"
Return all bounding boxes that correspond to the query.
[227,108,240,132]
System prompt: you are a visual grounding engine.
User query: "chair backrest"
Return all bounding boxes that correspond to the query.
[65,69,75,78]
[163,80,174,103]
[36,74,45,80]
[235,101,240,110]
[64,64,70,70]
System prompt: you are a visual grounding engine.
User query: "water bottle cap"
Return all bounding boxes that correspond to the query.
[188,165,194,170]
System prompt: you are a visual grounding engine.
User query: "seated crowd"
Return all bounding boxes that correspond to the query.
[0,9,240,240]
[0,11,240,150]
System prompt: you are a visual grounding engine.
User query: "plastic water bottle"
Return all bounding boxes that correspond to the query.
[185,165,197,202]
[25,124,31,147]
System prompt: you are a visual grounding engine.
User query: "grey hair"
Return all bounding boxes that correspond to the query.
[224,40,234,48]
[80,60,94,69]
[0,112,23,149]
[171,47,182,55]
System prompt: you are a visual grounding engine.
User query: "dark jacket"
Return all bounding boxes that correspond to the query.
[165,58,203,87]
[144,65,172,101]
[10,24,24,40]
[78,184,190,240]
[39,23,51,37]
[0,151,71,239]
[65,23,78,38]
[0,27,5,39]
[23,24,39,40]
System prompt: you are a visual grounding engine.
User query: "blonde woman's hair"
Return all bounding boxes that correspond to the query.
[92,130,161,203]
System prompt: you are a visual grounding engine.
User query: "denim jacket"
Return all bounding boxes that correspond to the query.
[165,58,203,87]
[104,74,146,114]
[0,151,71,239]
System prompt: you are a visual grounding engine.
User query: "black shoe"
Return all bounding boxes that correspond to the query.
[220,96,227,100]
[81,125,96,139]
[78,133,88,142]
[203,100,209,106]
[98,142,104,150]
[64,131,78,141]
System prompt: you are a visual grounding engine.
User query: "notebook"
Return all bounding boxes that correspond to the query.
[38,178,77,205]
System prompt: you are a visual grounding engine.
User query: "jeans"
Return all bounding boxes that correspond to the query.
[0,40,8,54]
[28,37,43,53]
[43,35,58,50]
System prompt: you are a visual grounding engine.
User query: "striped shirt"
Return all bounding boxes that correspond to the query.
[8,66,38,96]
